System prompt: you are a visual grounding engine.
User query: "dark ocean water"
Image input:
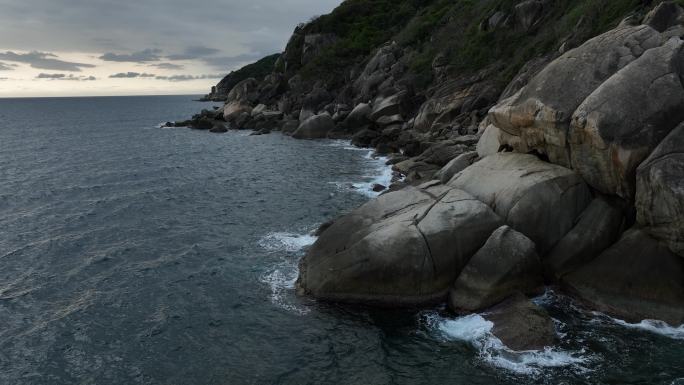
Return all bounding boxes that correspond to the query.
[0,95,682,385]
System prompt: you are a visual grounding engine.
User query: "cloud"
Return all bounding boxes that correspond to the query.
[36,73,66,79]
[109,72,156,78]
[167,45,221,60]
[201,53,269,69]
[155,74,225,82]
[0,62,17,71]
[0,51,95,71]
[99,48,162,63]
[36,73,97,81]
[150,62,185,70]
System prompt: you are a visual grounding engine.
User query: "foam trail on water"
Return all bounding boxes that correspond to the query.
[258,232,317,253]
[258,231,317,315]
[608,318,684,340]
[348,149,393,197]
[423,312,590,376]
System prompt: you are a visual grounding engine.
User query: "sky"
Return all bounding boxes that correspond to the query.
[0,0,342,97]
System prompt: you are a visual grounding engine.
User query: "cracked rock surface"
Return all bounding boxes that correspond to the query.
[296,185,502,306]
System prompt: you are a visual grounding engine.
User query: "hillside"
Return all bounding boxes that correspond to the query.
[179,0,684,333]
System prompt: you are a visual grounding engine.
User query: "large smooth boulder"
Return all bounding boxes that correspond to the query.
[489,25,662,166]
[569,38,684,198]
[223,78,259,122]
[292,114,335,139]
[483,293,556,351]
[370,92,405,122]
[296,186,503,306]
[343,103,372,130]
[449,226,543,312]
[448,153,591,253]
[563,229,684,325]
[544,197,625,281]
[636,123,684,257]
[223,103,252,125]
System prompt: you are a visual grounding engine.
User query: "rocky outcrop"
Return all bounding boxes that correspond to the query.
[569,37,684,198]
[292,113,335,139]
[636,123,684,257]
[449,226,543,312]
[563,229,684,325]
[644,1,684,33]
[489,25,662,168]
[223,78,259,123]
[342,103,372,130]
[448,153,592,253]
[185,1,684,331]
[483,293,556,351]
[296,186,502,306]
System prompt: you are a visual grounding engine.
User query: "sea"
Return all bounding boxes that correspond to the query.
[0,95,682,385]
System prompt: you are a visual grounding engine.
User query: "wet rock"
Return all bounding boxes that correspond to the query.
[483,293,556,351]
[281,120,300,134]
[372,184,386,192]
[351,128,379,147]
[393,158,441,182]
[190,118,214,130]
[563,229,684,325]
[296,187,502,306]
[209,123,228,133]
[450,226,543,312]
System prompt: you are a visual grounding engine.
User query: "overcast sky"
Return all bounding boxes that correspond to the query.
[0,0,342,97]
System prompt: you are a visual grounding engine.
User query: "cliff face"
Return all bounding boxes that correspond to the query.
[200,54,280,101]
[191,0,684,335]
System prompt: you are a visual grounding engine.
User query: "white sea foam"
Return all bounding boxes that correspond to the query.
[424,312,590,376]
[257,232,317,253]
[258,231,317,315]
[260,260,309,315]
[347,150,393,197]
[609,318,684,340]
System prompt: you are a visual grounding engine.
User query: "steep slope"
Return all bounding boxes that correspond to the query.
[179,0,684,338]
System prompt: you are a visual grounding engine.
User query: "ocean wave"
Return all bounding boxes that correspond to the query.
[257,232,317,253]
[422,312,591,376]
[606,317,684,340]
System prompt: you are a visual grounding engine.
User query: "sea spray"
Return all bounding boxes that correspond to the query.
[326,140,395,197]
[258,232,318,315]
[422,311,591,376]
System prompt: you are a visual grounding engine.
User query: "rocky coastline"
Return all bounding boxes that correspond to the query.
[173,1,684,351]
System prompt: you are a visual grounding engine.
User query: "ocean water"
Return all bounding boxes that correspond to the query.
[0,95,682,385]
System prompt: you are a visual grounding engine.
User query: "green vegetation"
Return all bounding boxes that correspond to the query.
[214,53,280,96]
[296,0,664,88]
